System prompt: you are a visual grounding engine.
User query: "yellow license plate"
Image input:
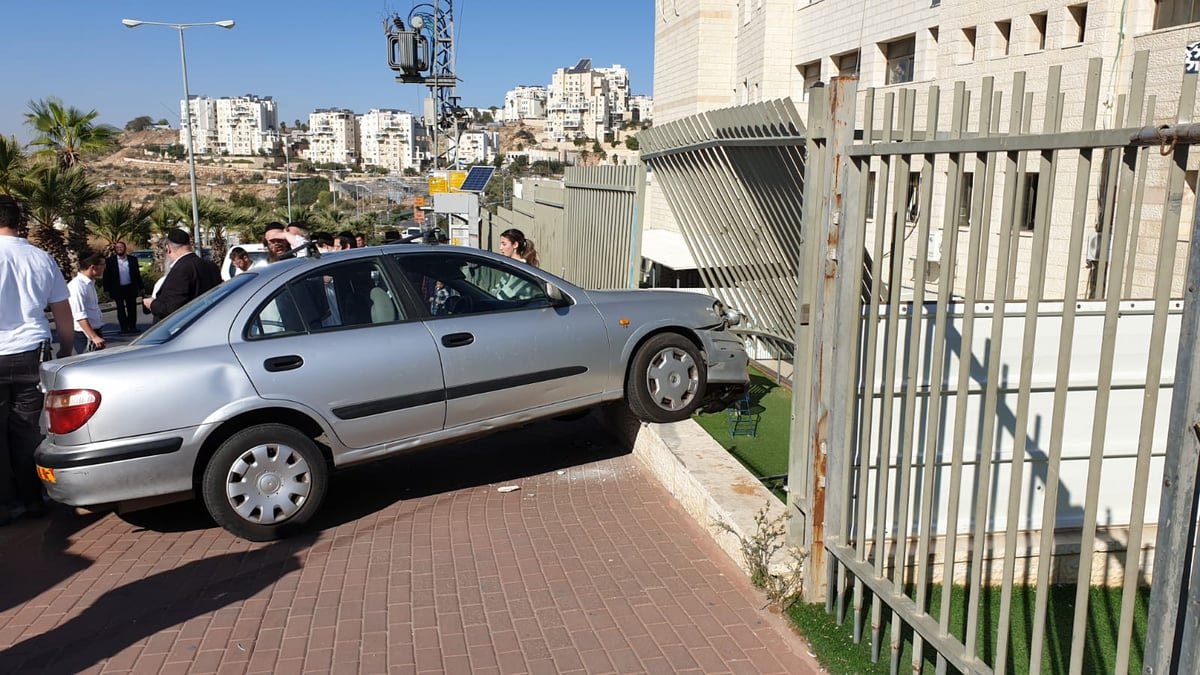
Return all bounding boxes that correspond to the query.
[36,465,56,483]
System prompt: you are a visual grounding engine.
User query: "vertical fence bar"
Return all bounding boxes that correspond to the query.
[870,90,899,664]
[874,87,914,669]
[1067,150,1142,675]
[936,76,993,675]
[1026,57,1102,675]
[910,81,965,675]
[995,65,1063,675]
[849,86,879,642]
[890,84,940,675]
[965,68,1026,666]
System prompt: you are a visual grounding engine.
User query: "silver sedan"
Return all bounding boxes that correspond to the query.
[35,245,749,541]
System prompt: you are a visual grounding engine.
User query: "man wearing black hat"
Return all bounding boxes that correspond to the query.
[143,229,221,323]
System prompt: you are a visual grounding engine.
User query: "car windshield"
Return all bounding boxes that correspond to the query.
[135,273,256,345]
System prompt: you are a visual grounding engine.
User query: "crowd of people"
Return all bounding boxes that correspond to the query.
[0,188,542,525]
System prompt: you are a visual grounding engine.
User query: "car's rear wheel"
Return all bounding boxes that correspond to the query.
[201,424,328,541]
[626,332,707,423]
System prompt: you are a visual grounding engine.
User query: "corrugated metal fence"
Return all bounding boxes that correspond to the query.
[484,165,645,289]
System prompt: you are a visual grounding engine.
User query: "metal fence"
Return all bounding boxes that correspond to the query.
[484,165,645,289]
[640,100,809,362]
[642,49,1200,674]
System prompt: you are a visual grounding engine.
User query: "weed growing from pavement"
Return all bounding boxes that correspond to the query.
[717,505,806,610]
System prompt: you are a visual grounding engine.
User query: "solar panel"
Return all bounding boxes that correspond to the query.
[457,166,495,193]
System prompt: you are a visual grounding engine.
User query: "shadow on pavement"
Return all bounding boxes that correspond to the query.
[89,406,636,537]
[310,408,632,531]
[0,506,104,615]
[0,533,315,674]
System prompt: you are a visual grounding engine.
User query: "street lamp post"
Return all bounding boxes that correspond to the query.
[122,18,235,251]
[283,142,293,221]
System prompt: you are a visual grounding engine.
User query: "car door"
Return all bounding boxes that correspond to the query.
[390,251,609,430]
[231,257,446,450]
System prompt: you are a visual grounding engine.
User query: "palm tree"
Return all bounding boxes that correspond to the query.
[147,206,183,273]
[24,98,114,262]
[0,135,27,195]
[89,201,152,254]
[13,165,97,276]
[24,97,115,169]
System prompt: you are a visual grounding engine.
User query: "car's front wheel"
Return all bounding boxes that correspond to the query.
[201,424,328,541]
[626,332,707,423]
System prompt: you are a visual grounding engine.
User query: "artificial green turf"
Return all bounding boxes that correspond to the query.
[692,367,792,483]
[789,583,1149,674]
[693,366,1150,674]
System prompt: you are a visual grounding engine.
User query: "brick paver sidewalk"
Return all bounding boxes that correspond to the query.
[0,417,821,674]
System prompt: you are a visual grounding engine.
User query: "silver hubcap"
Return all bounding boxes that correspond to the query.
[226,443,312,524]
[645,346,699,411]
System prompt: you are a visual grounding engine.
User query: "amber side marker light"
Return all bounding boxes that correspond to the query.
[36,466,56,484]
[619,318,630,326]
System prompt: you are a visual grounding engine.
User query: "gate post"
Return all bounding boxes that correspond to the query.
[1144,150,1200,675]
[789,76,859,603]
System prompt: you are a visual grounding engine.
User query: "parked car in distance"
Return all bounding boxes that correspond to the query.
[220,243,271,281]
[131,249,155,272]
[35,245,750,541]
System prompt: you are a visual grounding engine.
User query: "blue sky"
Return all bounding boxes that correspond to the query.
[1,1,654,143]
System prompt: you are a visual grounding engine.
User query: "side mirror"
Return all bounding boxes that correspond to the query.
[545,282,571,308]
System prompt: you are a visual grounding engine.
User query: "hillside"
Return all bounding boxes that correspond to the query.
[90,130,286,206]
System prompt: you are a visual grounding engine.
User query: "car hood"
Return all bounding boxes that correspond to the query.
[582,288,727,327]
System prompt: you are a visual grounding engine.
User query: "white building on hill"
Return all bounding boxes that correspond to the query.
[306,108,359,167]
[180,95,278,156]
[358,108,424,173]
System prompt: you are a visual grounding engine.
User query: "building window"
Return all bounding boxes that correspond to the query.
[906,172,922,222]
[1022,174,1040,230]
[800,61,821,101]
[865,171,877,220]
[1155,0,1200,29]
[837,50,861,76]
[883,36,916,85]
[1031,12,1048,51]
[1069,4,1088,43]
[958,173,974,228]
[996,20,1012,56]
[963,27,977,61]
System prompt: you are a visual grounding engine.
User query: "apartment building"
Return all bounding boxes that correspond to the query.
[358,108,424,173]
[596,65,632,125]
[305,108,359,167]
[503,85,549,121]
[546,59,613,142]
[450,130,500,166]
[180,95,278,156]
[628,94,655,124]
[651,0,1200,298]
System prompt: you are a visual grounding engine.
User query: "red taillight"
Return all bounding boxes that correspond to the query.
[45,389,101,434]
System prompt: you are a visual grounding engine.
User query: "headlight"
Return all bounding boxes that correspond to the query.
[722,307,743,327]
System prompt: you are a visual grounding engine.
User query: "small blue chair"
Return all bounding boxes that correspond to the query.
[727,392,758,438]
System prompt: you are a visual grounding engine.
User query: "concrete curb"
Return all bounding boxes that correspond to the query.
[603,406,790,577]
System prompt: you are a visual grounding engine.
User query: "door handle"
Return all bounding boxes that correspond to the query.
[264,355,304,372]
[441,332,474,348]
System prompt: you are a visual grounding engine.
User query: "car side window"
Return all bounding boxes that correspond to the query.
[246,260,404,339]
[247,289,306,338]
[392,253,549,317]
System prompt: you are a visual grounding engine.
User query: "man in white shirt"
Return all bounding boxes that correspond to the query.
[0,195,74,524]
[68,253,107,354]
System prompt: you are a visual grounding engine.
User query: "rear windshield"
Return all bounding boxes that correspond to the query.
[134,273,256,345]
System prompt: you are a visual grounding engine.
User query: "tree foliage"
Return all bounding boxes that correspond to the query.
[125,116,154,132]
[25,97,115,169]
